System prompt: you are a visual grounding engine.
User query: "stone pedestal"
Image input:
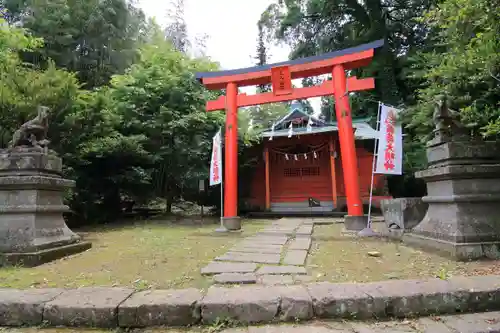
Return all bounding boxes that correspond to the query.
[403,139,500,261]
[0,148,91,267]
[222,217,242,231]
[344,215,368,231]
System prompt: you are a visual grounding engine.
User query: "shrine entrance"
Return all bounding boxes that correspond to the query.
[196,39,384,230]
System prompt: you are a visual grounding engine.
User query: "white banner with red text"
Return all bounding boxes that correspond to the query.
[209,129,222,186]
[375,104,403,175]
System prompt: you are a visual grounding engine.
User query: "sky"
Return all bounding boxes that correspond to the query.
[137,0,322,112]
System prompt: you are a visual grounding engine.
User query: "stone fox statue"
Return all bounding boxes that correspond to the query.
[432,94,466,138]
[8,106,50,149]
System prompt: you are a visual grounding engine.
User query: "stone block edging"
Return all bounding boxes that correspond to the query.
[0,275,499,328]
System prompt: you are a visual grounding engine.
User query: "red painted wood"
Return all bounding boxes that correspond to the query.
[200,49,375,90]
[205,77,374,111]
[271,66,293,96]
[224,82,238,218]
[333,64,363,216]
[264,146,270,210]
[268,135,332,204]
[246,133,387,210]
[328,137,338,207]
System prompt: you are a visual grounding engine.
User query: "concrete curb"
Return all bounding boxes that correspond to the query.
[0,275,499,328]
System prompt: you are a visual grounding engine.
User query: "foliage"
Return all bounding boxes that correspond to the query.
[59,90,154,223]
[408,0,500,140]
[0,12,224,224]
[1,0,149,89]
[110,32,223,212]
[259,0,435,114]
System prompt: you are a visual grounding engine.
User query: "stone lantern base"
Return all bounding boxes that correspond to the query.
[0,148,91,267]
[403,139,500,261]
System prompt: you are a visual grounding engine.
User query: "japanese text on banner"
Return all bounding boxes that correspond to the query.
[375,104,403,175]
[209,129,222,186]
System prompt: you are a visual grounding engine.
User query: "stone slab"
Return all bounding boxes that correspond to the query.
[276,286,313,321]
[294,275,315,283]
[446,275,500,312]
[231,246,282,254]
[214,273,257,285]
[289,238,311,250]
[117,288,203,327]
[304,218,340,225]
[201,262,257,275]
[416,317,455,333]
[350,321,418,333]
[0,288,64,326]
[283,250,308,266]
[248,325,345,333]
[257,265,307,275]
[236,243,283,250]
[360,278,463,317]
[307,282,383,319]
[440,311,500,333]
[260,230,297,236]
[216,252,281,264]
[201,286,280,324]
[2,277,500,329]
[244,236,289,245]
[296,225,313,235]
[259,275,294,286]
[43,287,134,328]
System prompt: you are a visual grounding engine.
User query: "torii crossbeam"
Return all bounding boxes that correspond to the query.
[196,39,384,230]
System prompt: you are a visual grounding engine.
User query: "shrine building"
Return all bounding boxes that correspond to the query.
[244,102,391,214]
[197,39,387,230]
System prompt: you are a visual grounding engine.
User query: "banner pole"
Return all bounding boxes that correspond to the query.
[358,102,382,237]
[217,127,226,232]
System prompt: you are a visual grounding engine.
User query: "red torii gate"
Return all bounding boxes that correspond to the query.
[196,40,384,230]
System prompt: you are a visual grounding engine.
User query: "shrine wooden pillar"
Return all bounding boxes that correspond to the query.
[264,146,270,211]
[328,136,338,208]
[333,64,364,218]
[223,82,240,229]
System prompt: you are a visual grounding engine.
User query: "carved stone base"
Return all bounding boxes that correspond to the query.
[0,241,92,267]
[0,149,91,266]
[403,233,500,261]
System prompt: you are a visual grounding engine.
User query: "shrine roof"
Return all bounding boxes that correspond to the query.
[195,39,384,89]
[260,117,378,140]
[273,103,324,129]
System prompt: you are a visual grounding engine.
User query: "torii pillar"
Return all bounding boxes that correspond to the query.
[196,40,384,231]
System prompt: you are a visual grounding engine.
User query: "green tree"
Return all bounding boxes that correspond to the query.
[110,33,224,212]
[409,0,500,140]
[0,16,153,223]
[1,0,148,89]
[259,0,435,117]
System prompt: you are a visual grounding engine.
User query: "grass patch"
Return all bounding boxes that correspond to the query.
[308,222,500,282]
[0,217,270,290]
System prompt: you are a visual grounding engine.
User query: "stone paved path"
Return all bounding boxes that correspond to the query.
[201,218,314,285]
